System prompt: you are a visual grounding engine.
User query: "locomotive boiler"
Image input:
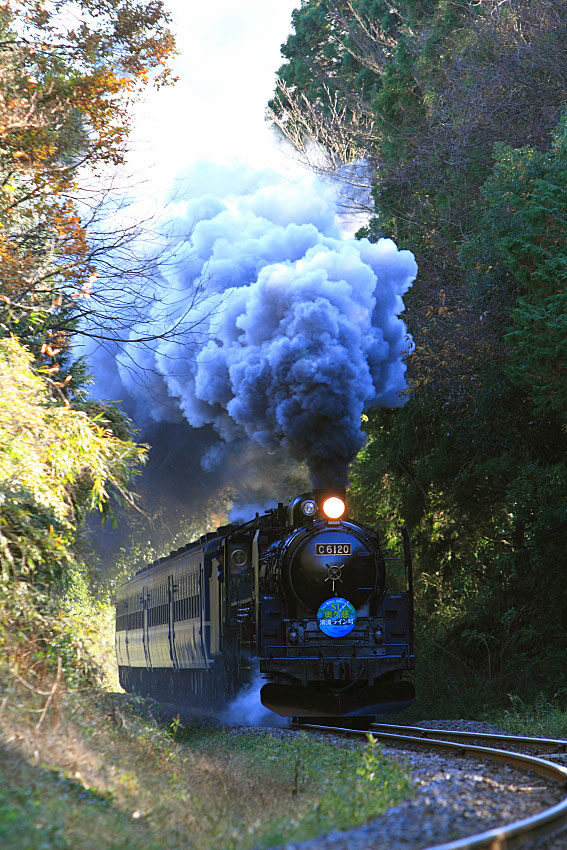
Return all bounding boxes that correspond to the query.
[115,490,415,717]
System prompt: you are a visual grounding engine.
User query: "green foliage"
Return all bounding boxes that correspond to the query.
[275,0,567,715]
[0,0,175,697]
[0,336,145,692]
[461,115,567,417]
[506,295,567,414]
[494,693,567,739]
[0,336,146,586]
[170,726,412,848]
[0,696,411,850]
[0,578,101,688]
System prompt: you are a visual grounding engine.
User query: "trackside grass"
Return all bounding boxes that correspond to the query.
[0,685,413,850]
[491,694,567,740]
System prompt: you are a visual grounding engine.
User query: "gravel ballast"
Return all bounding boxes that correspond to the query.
[239,719,567,850]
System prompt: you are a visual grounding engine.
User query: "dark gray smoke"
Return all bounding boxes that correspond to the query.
[100,162,417,489]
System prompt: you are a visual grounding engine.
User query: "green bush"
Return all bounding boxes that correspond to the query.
[0,336,146,586]
[0,336,146,683]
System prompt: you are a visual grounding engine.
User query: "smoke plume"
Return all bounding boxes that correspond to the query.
[98,162,417,490]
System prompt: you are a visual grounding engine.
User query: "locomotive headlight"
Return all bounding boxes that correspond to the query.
[288,628,299,644]
[374,627,384,644]
[322,496,345,519]
[301,499,317,517]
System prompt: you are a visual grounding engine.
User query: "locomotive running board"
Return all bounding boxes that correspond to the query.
[260,680,415,717]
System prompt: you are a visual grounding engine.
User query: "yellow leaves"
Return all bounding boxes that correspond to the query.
[0,0,176,181]
[0,337,146,522]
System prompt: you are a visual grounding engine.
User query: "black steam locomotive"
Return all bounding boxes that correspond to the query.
[115,490,415,717]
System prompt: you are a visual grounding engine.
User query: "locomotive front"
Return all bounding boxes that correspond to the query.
[256,491,415,717]
[115,487,415,718]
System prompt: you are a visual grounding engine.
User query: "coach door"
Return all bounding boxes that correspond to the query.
[168,574,179,670]
[142,586,152,670]
[122,598,131,668]
[212,555,224,653]
[199,565,209,669]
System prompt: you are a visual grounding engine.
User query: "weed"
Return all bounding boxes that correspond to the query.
[0,687,413,850]
[492,692,567,739]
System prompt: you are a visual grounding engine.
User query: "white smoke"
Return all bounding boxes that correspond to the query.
[222,671,289,727]
[102,161,417,488]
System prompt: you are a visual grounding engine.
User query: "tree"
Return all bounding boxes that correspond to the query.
[270,0,567,396]
[0,0,182,391]
[0,335,146,585]
[461,115,567,418]
[271,0,567,708]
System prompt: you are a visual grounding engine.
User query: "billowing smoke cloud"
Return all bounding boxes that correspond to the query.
[107,162,417,489]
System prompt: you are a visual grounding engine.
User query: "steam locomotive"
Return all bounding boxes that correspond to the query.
[115,490,415,717]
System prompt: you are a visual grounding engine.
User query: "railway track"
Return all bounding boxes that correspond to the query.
[291,720,567,850]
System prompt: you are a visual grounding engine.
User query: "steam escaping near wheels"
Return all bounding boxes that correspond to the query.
[222,669,289,728]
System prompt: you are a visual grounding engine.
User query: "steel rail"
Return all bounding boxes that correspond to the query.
[370,722,567,754]
[294,722,567,850]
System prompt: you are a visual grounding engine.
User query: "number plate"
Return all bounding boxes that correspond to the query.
[315,543,352,556]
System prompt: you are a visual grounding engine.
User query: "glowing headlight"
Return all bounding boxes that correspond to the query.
[322,497,346,519]
[301,499,317,516]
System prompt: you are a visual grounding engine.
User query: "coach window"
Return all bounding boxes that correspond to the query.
[230,548,248,575]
